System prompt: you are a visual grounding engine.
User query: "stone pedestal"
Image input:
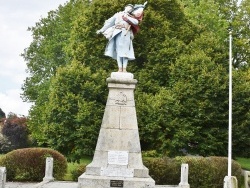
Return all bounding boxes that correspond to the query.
[78,72,155,188]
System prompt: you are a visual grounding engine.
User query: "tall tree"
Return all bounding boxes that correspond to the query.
[29,61,107,160]
[22,0,250,159]
[232,0,250,67]
[21,1,78,103]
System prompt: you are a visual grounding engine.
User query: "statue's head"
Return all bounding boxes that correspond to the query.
[124,4,134,14]
[131,1,147,20]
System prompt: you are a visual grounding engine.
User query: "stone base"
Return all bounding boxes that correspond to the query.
[111,72,134,79]
[43,177,55,182]
[78,173,155,188]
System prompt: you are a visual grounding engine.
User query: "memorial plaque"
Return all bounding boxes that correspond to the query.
[110,180,124,187]
[108,151,128,165]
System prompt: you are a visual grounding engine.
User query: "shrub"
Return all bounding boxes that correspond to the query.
[0,148,67,181]
[143,157,180,185]
[176,156,243,188]
[144,156,243,188]
[71,164,86,181]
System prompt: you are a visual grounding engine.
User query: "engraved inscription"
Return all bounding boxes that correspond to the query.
[110,180,124,187]
[108,151,129,165]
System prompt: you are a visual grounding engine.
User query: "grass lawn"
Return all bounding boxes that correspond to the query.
[64,156,92,181]
[236,157,250,171]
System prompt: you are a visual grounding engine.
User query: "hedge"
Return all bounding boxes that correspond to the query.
[0,148,67,181]
[143,156,243,187]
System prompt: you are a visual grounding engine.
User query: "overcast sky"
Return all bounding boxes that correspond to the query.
[0,1,68,117]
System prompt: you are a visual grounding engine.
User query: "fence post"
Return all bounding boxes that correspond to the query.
[244,171,250,188]
[179,163,190,188]
[0,167,6,188]
[43,157,55,182]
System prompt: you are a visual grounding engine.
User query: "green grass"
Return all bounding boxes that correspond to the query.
[64,156,92,181]
[236,157,250,171]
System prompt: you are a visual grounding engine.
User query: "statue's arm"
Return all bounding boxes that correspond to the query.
[97,14,116,34]
[123,14,139,25]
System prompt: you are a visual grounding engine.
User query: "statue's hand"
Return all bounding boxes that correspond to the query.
[96,29,103,34]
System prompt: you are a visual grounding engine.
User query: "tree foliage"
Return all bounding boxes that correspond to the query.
[22,0,250,160]
[43,61,106,159]
[0,108,5,119]
[1,113,29,152]
[232,0,250,67]
[232,68,250,157]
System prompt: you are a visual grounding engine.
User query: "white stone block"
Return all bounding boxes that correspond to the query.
[128,152,144,169]
[179,164,189,187]
[244,171,250,188]
[95,128,141,152]
[223,176,238,188]
[78,174,155,188]
[119,107,138,129]
[101,106,121,129]
[133,166,150,178]
[102,106,138,130]
[101,166,134,177]
[0,167,6,188]
[88,150,108,167]
[43,157,54,182]
[107,89,135,106]
[111,72,134,79]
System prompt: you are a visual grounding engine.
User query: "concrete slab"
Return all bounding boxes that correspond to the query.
[5,181,78,188]
[6,182,37,188]
[6,181,180,188]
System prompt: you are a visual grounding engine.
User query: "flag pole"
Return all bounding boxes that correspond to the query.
[223,27,233,188]
[228,29,232,181]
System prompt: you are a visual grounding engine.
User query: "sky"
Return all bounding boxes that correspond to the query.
[0,0,68,117]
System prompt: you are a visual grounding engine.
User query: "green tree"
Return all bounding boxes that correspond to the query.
[232,0,250,67]
[232,68,250,157]
[21,1,80,103]
[29,61,107,160]
[22,0,250,159]
[167,50,229,156]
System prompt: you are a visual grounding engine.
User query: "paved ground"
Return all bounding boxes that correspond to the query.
[5,181,78,188]
[5,181,178,188]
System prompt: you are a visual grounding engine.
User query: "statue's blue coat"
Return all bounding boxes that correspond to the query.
[100,12,137,60]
